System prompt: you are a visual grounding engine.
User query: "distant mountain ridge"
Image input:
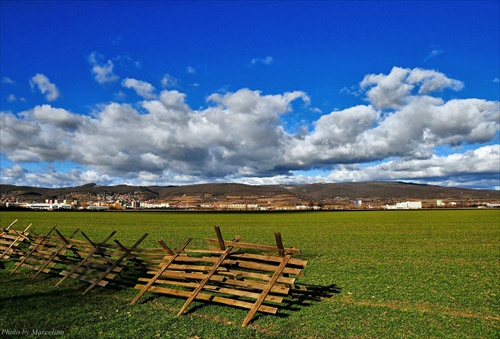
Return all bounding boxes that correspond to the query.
[1,182,498,204]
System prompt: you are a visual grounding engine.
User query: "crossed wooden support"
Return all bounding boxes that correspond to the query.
[11,225,81,277]
[57,232,149,294]
[0,220,32,261]
[9,224,149,295]
[132,226,307,327]
[4,220,308,327]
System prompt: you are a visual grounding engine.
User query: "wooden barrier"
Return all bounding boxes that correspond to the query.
[11,226,82,278]
[4,221,308,327]
[133,226,307,327]
[0,220,32,261]
[57,232,149,295]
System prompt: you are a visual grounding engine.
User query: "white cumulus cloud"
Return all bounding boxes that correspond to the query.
[122,78,156,99]
[29,74,60,101]
[88,51,119,84]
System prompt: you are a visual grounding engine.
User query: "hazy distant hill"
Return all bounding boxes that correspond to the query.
[283,181,499,200]
[1,182,498,204]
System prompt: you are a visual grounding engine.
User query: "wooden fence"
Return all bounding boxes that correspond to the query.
[2,222,307,327]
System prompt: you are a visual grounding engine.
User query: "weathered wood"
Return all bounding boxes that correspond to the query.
[214,225,226,250]
[32,228,80,280]
[135,284,278,314]
[205,238,301,254]
[274,232,285,257]
[242,254,292,327]
[176,228,240,316]
[229,252,307,267]
[11,225,57,274]
[0,223,31,260]
[83,233,148,295]
[55,231,116,287]
[216,268,296,285]
[131,238,192,305]
[133,227,306,326]
[222,258,304,275]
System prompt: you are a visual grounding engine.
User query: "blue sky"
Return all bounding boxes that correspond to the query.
[1,1,499,189]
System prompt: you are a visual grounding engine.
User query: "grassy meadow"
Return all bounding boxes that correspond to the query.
[0,210,499,338]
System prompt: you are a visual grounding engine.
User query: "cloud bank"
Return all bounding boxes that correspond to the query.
[1,67,499,188]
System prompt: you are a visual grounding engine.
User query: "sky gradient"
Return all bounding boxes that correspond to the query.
[1,1,499,189]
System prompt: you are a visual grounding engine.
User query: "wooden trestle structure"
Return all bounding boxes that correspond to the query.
[1,222,307,327]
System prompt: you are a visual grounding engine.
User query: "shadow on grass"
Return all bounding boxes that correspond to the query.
[4,265,341,329]
[170,282,342,325]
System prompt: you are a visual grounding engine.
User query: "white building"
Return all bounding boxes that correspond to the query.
[26,202,72,210]
[385,201,422,210]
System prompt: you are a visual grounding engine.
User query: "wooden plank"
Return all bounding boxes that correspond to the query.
[274,232,285,257]
[205,238,301,254]
[242,254,292,327]
[176,228,240,316]
[216,269,296,285]
[137,277,199,288]
[229,253,307,267]
[213,275,290,295]
[135,285,278,314]
[55,231,116,287]
[131,237,192,305]
[202,285,283,303]
[168,255,219,263]
[182,249,225,255]
[59,271,109,286]
[222,259,304,275]
[83,233,148,295]
[11,225,57,274]
[0,223,32,259]
[32,228,80,279]
[214,226,226,250]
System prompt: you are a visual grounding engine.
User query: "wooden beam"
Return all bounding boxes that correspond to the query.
[205,238,301,254]
[274,232,285,257]
[0,219,17,236]
[0,223,31,259]
[82,233,148,295]
[214,225,225,250]
[11,225,57,275]
[242,254,292,327]
[55,231,116,287]
[32,228,79,280]
[131,238,192,305]
[176,227,240,316]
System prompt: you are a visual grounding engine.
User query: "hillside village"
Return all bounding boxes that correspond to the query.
[1,182,499,211]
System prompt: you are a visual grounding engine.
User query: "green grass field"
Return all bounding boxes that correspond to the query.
[1,210,499,338]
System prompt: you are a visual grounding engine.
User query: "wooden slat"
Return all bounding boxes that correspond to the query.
[55,231,116,287]
[216,269,296,285]
[131,237,192,305]
[222,259,304,275]
[0,223,32,259]
[135,285,278,314]
[205,238,302,254]
[229,253,307,267]
[32,228,80,279]
[59,271,109,286]
[83,233,148,295]
[11,225,57,274]
[176,228,240,316]
[242,254,292,327]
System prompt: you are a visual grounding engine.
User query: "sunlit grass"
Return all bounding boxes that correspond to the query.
[1,210,498,338]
